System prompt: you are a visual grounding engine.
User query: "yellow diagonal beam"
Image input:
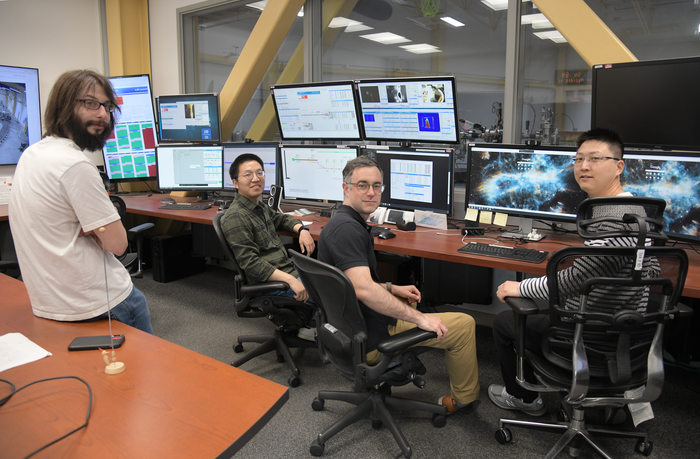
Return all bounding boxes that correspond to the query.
[532,0,636,66]
[105,0,151,76]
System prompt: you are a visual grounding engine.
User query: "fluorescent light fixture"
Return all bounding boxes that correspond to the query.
[297,7,304,17]
[360,32,411,45]
[399,43,442,54]
[247,1,267,11]
[346,23,373,32]
[481,0,528,12]
[521,13,553,29]
[533,30,567,43]
[329,17,373,33]
[440,17,465,27]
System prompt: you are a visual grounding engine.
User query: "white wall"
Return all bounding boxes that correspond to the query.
[0,0,104,179]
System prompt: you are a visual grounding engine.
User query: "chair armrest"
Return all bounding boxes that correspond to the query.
[241,282,290,296]
[128,222,155,234]
[505,297,540,316]
[376,328,437,355]
[676,302,694,318]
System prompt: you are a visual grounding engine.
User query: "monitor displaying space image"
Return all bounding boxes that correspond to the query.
[0,64,41,165]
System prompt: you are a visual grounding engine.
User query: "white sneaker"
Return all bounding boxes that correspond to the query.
[297,326,316,342]
[488,384,546,416]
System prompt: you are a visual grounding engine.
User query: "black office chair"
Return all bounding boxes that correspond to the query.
[290,250,448,459]
[495,197,692,459]
[109,195,154,278]
[212,212,316,387]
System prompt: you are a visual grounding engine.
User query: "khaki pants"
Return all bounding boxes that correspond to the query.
[366,308,480,405]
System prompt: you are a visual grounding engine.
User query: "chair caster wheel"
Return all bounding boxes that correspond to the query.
[288,375,301,387]
[312,398,325,411]
[636,439,653,456]
[310,440,325,457]
[234,343,244,353]
[495,427,512,444]
[431,413,446,428]
[557,409,569,423]
[372,419,383,430]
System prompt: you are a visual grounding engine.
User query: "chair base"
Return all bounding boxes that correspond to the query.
[497,406,650,459]
[231,329,316,387]
[311,386,447,458]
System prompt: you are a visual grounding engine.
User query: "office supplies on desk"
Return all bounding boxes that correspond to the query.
[159,203,213,210]
[458,242,548,263]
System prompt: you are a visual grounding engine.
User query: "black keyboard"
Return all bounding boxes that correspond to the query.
[370,226,391,237]
[458,242,549,264]
[158,203,212,210]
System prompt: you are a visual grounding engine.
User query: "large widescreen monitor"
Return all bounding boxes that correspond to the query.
[102,74,158,182]
[622,151,700,244]
[156,93,222,144]
[270,81,362,141]
[155,144,223,199]
[369,147,453,215]
[0,64,41,165]
[465,143,584,237]
[592,56,700,151]
[280,145,358,202]
[223,142,279,193]
[355,76,459,144]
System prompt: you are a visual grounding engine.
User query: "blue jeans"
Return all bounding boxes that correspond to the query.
[267,278,317,320]
[91,286,154,334]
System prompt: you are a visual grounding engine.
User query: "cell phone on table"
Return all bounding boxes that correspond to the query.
[67,335,125,351]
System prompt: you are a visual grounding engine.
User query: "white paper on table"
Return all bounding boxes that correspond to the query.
[414,210,447,230]
[0,176,11,205]
[0,332,52,373]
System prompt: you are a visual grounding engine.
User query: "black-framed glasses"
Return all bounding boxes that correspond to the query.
[572,156,621,165]
[237,170,265,180]
[347,181,384,193]
[76,98,117,113]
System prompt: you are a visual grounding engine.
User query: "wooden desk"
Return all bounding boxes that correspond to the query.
[0,274,289,459]
[121,195,700,299]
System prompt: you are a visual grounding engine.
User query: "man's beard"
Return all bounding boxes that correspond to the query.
[66,114,113,151]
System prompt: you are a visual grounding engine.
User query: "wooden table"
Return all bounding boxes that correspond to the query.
[0,274,289,459]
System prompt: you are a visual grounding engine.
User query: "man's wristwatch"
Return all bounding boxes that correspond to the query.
[298,225,310,234]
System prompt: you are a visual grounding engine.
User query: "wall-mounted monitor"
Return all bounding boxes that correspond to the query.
[0,64,41,165]
[223,142,279,193]
[592,56,700,151]
[280,144,358,202]
[622,151,700,244]
[368,146,453,215]
[156,93,222,144]
[355,76,459,144]
[102,74,157,183]
[156,144,223,200]
[270,81,362,141]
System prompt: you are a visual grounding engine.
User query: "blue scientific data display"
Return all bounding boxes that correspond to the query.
[223,142,278,193]
[270,81,362,141]
[466,143,585,221]
[156,144,223,191]
[355,76,459,144]
[157,93,222,144]
[622,151,700,243]
[371,147,453,214]
[0,64,41,165]
[103,74,158,182]
[280,145,358,201]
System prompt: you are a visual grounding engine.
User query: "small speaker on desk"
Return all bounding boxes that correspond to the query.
[267,185,283,212]
[396,219,416,231]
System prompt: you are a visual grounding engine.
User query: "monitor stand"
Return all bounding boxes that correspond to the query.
[500,218,545,242]
[196,191,214,203]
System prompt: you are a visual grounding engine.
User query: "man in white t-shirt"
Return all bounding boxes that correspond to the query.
[9,69,153,333]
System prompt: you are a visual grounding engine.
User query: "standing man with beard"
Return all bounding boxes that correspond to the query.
[9,70,153,333]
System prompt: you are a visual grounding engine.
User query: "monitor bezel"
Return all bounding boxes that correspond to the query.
[222,141,280,194]
[0,64,41,166]
[155,144,224,192]
[156,92,223,145]
[270,80,363,142]
[354,75,460,145]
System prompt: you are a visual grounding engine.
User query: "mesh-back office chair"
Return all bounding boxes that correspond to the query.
[290,250,448,459]
[495,197,691,459]
[109,195,154,278]
[212,212,316,387]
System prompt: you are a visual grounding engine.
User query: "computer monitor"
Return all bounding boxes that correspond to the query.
[280,145,358,202]
[156,93,222,144]
[155,144,223,201]
[369,146,453,216]
[355,76,460,145]
[621,151,700,244]
[223,142,279,193]
[0,64,41,165]
[270,81,362,141]
[465,143,585,238]
[102,74,158,184]
[591,56,700,151]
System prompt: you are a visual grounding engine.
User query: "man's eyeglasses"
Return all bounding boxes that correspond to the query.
[572,156,621,165]
[237,170,265,180]
[347,182,384,193]
[76,99,117,113]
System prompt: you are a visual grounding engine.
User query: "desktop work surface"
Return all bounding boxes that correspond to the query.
[0,274,289,459]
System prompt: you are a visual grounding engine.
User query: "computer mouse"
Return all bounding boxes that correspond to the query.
[160,197,176,204]
[377,228,396,240]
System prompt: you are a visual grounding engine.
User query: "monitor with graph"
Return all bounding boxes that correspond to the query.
[279,145,358,201]
[155,145,223,199]
[223,142,279,193]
